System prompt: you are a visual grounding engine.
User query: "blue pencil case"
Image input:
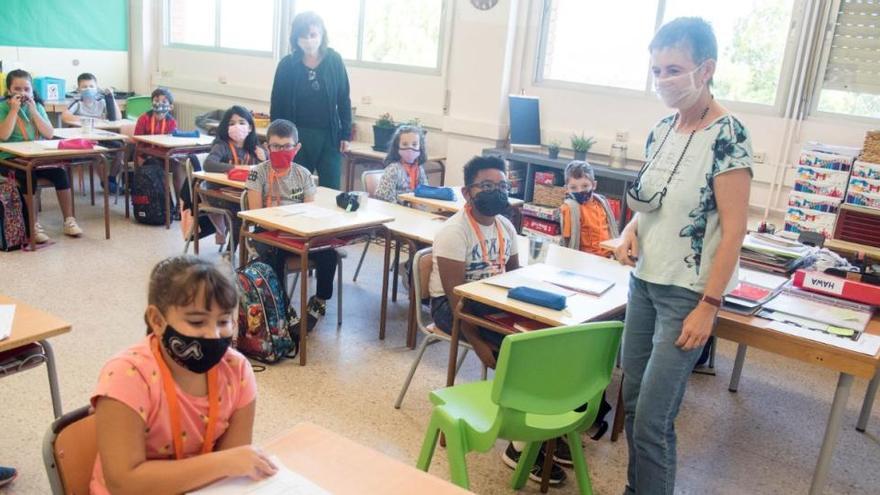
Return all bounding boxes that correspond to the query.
[171,129,200,138]
[508,286,567,311]
[414,185,455,201]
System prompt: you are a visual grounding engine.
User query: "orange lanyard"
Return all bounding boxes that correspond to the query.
[149,335,220,460]
[15,113,31,140]
[267,169,284,207]
[150,115,166,135]
[228,143,250,166]
[405,163,419,190]
[465,205,506,273]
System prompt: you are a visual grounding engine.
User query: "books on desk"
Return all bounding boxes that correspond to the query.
[740,233,811,274]
[484,264,615,297]
[722,268,789,315]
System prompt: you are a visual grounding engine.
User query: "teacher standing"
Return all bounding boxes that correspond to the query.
[271,11,352,190]
[614,17,752,495]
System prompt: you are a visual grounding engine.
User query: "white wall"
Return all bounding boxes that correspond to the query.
[0,47,128,92]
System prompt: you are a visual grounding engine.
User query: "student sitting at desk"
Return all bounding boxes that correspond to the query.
[90,255,272,494]
[245,119,337,331]
[61,72,125,193]
[204,105,267,245]
[374,124,428,204]
[0,69,83,242]
[134,88,184,197]
[560,160,616,257]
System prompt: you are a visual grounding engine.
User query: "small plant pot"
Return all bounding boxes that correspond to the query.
[574,150,588,160]
[372,125,396,152]
[548,149,560,159]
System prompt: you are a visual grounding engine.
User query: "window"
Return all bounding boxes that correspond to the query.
[538,0,797,107]
[293,0,445,70]
[167,0,275,53]
[815,0,880,119]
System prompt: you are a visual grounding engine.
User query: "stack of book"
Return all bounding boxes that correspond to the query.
[845,161,880,210]
[785,145,857,237]
[723,267,789,315]
[740,233,812,275]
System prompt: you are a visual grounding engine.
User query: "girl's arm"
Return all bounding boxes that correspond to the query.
[215,400,256,450]
[95,398,276,495]
[30,104,54,138]
[61,108,81,125]
[0,101,20,141]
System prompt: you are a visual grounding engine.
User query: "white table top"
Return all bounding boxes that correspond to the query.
[52,127,128,141]
[132,134,215,148]
[398,188,524,213]
[0,140,108,158]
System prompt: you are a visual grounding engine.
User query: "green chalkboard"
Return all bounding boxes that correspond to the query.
[0,1,128,51]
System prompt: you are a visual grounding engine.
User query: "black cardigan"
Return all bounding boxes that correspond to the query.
[270,48,352,144]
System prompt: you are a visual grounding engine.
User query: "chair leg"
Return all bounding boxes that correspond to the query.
[394,335,438,409]
[336,254,343,328]
[566,430,594,495]
[454,347,469,376]
[443,423,470,489]
[481,365,488,380]
[417,414,442,472]
[353,238,371,282]
[511,441,542,490]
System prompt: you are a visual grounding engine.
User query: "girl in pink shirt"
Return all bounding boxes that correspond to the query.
[90,255,276,494]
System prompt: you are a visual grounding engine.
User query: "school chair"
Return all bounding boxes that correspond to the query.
[352,169,385,282]
[395,248,486,408]
[417,321,623,494]
[124,96,152,120]
[181,156,235,262]
[43,405,95,495]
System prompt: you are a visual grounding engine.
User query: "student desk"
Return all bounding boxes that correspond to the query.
[344,142,446,192]
[238,188,394,365]
[256,422,471,494]
[132,134,215,228]
[0,295,71,419]
[66,118,135,132]
[447,243,632,387]
[53,127,129,204]
[398,189,525,215]
[0,140,111,247]
[190,171,248,255]
[43,99,128,127]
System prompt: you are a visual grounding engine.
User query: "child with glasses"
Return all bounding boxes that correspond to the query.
[374,125,429,204]
[245,119,337,331]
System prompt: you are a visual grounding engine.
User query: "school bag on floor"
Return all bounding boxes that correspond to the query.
[131,158,166,225]
[0,175,27,251]
[235,261,298,363]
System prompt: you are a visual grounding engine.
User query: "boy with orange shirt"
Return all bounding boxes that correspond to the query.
[560,161,618,256]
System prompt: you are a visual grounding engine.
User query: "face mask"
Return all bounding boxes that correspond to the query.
[298,37,321,55]
[152,102,171,116]
[473,189,509,216]
[269,148,297,171]
[80,88,99,101]
[161,324,231,374]
[654,65,704,109]
[399,148,420,165]
[228,123,250,142]
[569,191,593,204]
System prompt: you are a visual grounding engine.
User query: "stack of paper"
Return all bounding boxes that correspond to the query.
[0,305,14,341]
[759,287,874,342]
[189,457,329,495]
[723,269,789,315]
[740,233,811,274]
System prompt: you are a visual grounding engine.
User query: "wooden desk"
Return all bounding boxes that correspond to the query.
[52,127,128,142]
[66,118,135,131]
[190,171,250,255]
[43,99,128,127]
[259,422,470,494]
[447,242,631,386]
[716,312,880,495]
[345,141,446,192]
[398,189,525,215]
[0,140,111,247]
[824,238,880,260]
[132,134,215,228]
[238,188,394,365]
[0,295,72,418]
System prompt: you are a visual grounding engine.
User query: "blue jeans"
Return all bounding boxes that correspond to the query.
[622,275,703,495]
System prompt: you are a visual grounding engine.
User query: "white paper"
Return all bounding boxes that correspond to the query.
[763,293,872,331]
[277,204,336,220]
[483,272,576,297]
[0,305,14,340]
[189,456,329,495]
[767,321,880,356]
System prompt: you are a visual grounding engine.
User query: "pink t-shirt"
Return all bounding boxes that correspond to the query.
[89,336,257,495]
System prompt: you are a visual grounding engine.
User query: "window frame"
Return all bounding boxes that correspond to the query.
[163,0,279,58]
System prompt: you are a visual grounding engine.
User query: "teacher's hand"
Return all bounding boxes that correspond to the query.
[339,140,351,153]
[614,225,639,267]
[676,302,716,351]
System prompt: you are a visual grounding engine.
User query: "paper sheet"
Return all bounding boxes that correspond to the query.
[763,293,872,331]
[0,305,14,341]
[482,272,576,297]
[189,456,329,495]
[767,321,880,356]
[277,204,337,220]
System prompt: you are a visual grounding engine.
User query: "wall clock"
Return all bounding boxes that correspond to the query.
[471,0,499,11]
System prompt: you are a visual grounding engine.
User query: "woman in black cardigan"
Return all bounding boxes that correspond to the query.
[270,12,352,189]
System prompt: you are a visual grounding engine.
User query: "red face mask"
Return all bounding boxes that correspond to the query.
[269,149,297,172]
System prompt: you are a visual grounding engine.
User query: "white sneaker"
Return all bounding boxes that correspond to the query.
[63,217,83,237]
[34,223,50,244]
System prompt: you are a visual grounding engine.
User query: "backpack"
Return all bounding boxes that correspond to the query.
[0,175,27,251]
[235,261,298,363]
[131,158,167,225]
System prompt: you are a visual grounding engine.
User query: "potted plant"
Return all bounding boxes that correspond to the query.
[547,140,561,159]
[372,113,396,151]
[570,133,596,160]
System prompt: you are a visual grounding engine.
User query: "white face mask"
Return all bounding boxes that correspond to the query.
[298,37,321,55]
[653,64,705,109]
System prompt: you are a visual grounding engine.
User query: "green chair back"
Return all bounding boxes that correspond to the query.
[124,95,152,120]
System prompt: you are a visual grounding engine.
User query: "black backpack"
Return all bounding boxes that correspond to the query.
[131,158,167,225]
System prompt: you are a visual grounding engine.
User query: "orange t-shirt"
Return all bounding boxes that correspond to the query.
[561,199,612,257]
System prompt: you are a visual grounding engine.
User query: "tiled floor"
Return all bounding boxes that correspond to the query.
[0,193,878,494]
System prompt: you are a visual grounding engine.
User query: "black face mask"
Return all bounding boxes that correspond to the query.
[569,191,593,204]
[472,190,509,216]
[161,324,231,374]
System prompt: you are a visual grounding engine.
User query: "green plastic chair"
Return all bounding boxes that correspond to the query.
[416,321,623,494]
[124,95,152,120]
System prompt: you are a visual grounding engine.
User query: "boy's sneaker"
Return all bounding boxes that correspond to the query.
[306,296,326,332]
[0,466,17,487]
[553,437,573,467]
[501,442,566,486]
[34,223,50,244]
[63,217,83,237]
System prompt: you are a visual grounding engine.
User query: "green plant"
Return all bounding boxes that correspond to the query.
[375,113,396,128]
[403,117,423,128]
[570,133,596,152]
[547,140,561,152]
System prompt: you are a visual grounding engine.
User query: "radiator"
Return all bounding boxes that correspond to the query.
[173,102,221,131]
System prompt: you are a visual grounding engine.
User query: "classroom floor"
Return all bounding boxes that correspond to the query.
[1,192,878,495]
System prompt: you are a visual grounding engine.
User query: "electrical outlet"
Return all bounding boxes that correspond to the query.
[615,130,629,142]
[218,75,228,84]
[754,151,767,164]
[361,96,372,105]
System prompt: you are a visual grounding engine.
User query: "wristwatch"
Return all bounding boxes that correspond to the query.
[700,294,723,309]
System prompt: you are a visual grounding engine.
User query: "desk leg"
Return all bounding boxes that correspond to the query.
[239,222,249,267]
[809,373,853,495]
[193,179,201,255]
[299,249,310,366]
[102,157,110,239]
[41,340,63,419]
[379,229,391,340]
[25,168,36,250]
[446,299,464,387]
[857,371,879,432]
[392,240,401,302]
[345,156,354,192]
[610,378,625,442]
[406,239,417,349]
[164,157,171,229]
[728,344,748,393]
[125,146,133,219]
[89,163,96,206]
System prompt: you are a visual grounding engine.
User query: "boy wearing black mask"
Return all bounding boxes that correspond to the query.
[560,160,618,256]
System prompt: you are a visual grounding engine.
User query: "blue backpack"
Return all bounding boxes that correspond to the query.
[235,261,298,363]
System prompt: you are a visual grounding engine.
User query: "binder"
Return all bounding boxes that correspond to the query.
[792,269,880,306]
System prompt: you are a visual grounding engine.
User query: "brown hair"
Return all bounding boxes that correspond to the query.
[144,255,238,334]
[564,160,596,182]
